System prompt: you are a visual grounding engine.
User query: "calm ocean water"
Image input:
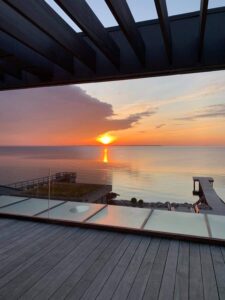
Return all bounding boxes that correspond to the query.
[0,146,224,204]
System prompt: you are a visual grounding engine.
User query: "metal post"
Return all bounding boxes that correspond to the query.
[48,168,51,218]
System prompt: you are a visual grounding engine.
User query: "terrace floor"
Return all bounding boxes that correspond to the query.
[0,217,224,300]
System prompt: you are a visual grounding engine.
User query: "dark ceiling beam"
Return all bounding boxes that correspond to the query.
[1,7,225,91]
[199,0,209,60]
[0,69,4,81]
[154,0,172,63]
[55,0,120,68]
[0,31,52,80]
[105,0,145,65]
[0,52,22,79]
[3,0,96,72]
[0,0,74,74]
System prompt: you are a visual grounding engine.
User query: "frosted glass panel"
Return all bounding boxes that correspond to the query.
[208,214,225,239]
[0,198,64,216]
[0,195,28,208]
[144,210,208,237]
[87,205,151,229]
[38,202,105,222]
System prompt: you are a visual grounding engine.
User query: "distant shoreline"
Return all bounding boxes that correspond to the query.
[0,144,162,147]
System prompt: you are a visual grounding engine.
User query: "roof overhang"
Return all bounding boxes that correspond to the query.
[0,0,225,91]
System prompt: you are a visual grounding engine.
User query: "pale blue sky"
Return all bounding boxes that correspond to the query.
[45,0,225,30]
[78,70,225,112]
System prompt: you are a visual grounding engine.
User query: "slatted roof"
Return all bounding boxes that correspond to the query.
[0,0,225,91]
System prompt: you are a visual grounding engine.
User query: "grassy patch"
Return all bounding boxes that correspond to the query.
[23,182,101,199]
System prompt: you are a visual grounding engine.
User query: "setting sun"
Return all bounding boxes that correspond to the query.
[96,133,116,145]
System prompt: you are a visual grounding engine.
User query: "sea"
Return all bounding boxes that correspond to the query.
[0,146,224,204]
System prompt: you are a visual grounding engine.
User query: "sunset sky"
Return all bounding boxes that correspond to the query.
[0,70,225,146]
[1,0,225,146]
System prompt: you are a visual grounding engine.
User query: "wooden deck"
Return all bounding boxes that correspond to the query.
[193,177,225,215]
[0,218,224,300]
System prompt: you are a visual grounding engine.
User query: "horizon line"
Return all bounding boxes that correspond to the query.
[0,144,225,147]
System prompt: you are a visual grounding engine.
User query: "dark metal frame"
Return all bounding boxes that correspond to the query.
[0,1,224,90]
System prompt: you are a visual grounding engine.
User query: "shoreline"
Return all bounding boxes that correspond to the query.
[96,198,211,213]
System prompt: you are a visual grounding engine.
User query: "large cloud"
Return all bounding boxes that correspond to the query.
[0,85,155,145]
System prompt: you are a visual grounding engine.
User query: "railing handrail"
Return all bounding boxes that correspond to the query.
[6,172,76,189]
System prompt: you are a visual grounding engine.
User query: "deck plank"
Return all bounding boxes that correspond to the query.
[142,239,170,300]
[127,238,160,300]
[111,237,151,300]
[96,236,142,300]
[158,240,179,300]
[0,222,42,260]
[21,230,108,299]
[210,245,225,299]
[0,223,59,257]
[174,242,189,300]
[0,218,16,229]
[221,246,225,262]
[0,223,52,263]
[0,225,68,282]
[200,244,219,300]
[0,226,75,290]
[0,218,224,300]
[0,228,91,298]
[0,220,37,243]
[51,233,124,299]
[189,243,204,300]
[0,222,51,256]
[66,235,133,300]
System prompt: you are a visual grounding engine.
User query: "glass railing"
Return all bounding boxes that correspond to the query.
[0,195,224,243]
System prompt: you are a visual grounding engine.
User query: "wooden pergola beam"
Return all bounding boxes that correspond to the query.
[0,6,225,91]
[4,0,96,71]
[0,1,74,74]
[154,0,172,63]
[0,31,53,80]
[199,0,209,60]
[56,0,120,68]
[106,0,145,65]
[0,68,4,81]
[0,58,22,79]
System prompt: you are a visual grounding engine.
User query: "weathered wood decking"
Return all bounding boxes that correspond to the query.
[193,177,225,215]
[0,218,224,300]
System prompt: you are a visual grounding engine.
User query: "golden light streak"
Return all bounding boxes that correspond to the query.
[103,148,108,163]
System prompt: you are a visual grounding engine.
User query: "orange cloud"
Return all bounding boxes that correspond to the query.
[0,86,155,145]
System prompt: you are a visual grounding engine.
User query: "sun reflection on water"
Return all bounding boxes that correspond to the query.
[103,148,108,163]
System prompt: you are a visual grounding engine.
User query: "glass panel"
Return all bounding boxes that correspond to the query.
[38,202,105,222]
[0,198,64,216]
[0,195,28,208]
[207,214,225,239]
[144,210,208,237]
[87,205,151,229]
